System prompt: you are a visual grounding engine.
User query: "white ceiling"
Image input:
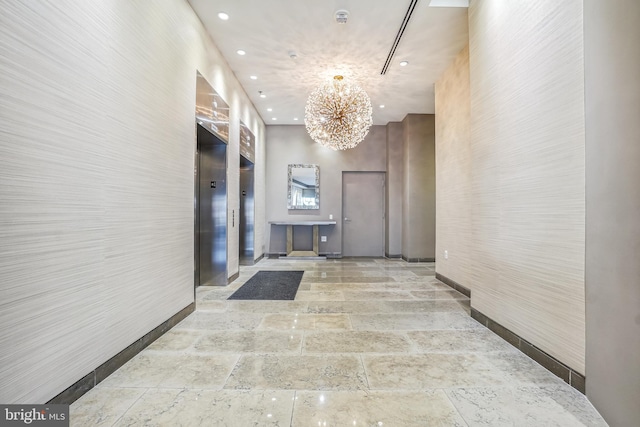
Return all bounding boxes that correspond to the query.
[188,0,468,125]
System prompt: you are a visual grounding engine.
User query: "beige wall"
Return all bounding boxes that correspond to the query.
[435,46,472,286]
[402,115,436,261]
[265,125,387,256]
[0,0,265,403]
[584,0,640,424]
[385,122,404,257]
[436,0,586,373]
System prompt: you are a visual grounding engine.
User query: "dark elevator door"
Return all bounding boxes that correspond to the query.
[239,156,254,265]
[196,124,227,286]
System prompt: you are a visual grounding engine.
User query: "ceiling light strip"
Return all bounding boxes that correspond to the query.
[380,0,419,75]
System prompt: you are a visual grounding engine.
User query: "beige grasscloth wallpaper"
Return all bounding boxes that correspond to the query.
[435,45,472,288]
[0,1,265,403]
[436,0,586,373]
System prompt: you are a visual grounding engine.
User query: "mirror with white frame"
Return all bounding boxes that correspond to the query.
[287,164,319,210]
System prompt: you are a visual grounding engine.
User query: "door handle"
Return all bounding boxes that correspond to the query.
[344,217,351,221]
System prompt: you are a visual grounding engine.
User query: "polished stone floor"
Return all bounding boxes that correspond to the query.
[71,258,607,426]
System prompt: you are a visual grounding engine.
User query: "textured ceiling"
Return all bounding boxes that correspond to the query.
[188,0,468,125]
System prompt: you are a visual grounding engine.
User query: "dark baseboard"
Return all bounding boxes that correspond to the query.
[268,252,284,259]
[228,271,240,284]
[47,302,196,405]
[240,253,264,266]
[385,253,402,259]
[401,256,436,263]
[435,273,471,298]
[435,273,585,394]
[471,307,586,394]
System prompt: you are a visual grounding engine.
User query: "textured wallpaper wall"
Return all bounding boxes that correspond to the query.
[436,0,586,373]
[0,0,265,403]
[435,46,472,288]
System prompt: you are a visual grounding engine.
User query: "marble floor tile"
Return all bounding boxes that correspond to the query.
[225,355,367,390]
[174,311,264,330]
[303,331,412,353]
[199,288,235,300]
[291,390,467,427]
[294,290,345,301]
[100,352,238,389]
[303,276,396,283]
[194,300,227,312]
[311,281,448,291]
[147,329,201,351]
[478,351,565,386]
[193,330,303,353]
[341,289,416,300]
[258,313,352,330]
[297,281,312,291]
[410,289,469,300]
[306,300,390,314]
[74,258,607,425]
[350,312,483,330]
[99,353,178,388]
[411,269,437,276]
[392,276,441,283]
[70,387,145,427]
[374,266,415,271]
[225,300,309,313]
[363,354,508,389]
[407,329,519,353]
[538,385,609,427]
[359,270,419,277]
[383,300,470,313]
[157,353,239,389]
[304,271,362,277]
[446,386,608,427]
[113,389,295,427]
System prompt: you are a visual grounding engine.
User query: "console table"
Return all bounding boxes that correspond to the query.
[269,220,337,258]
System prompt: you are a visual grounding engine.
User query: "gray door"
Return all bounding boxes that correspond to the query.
[195,124,227,286]
[239,155,254,265]
[342,172,385,257]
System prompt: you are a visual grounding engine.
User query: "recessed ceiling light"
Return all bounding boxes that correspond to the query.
[218,12,229,20]
[260,93,266,98]
[293,117,299,121]
[399,61,409,67]
[379,104,385,108]
[250,75,257,80]
[236,49,246,56]
[267,108,273,112]
[272,117,277,121]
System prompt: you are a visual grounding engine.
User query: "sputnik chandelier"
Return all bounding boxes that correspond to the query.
[304,75,373,150]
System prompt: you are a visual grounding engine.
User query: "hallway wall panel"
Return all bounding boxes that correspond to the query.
[436,0,586,373]
[584,0,640,424]
[0,0,265,403]
[469,0,585,373]
[435,46,472,285]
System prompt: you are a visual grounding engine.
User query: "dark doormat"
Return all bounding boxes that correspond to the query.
[228,271,305,300]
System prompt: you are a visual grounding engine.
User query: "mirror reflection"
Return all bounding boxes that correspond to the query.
[288,164,319,209]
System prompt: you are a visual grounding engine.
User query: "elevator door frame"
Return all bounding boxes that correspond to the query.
[194,123,228,287]
[239,154,255,265]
